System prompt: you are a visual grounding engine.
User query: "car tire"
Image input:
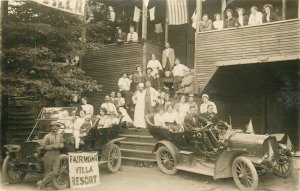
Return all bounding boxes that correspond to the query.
[273,155,294,178]
[232,156,258,191]
[52,155,69,190]
[107,144,122,173]
[156,146,178,175]
[2,156,26,184]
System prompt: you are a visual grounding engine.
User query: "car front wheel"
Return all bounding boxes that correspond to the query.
[107,144,122,173]
[156,146,178,175]
[232,156,258,191]
[2,155,27,184]
[273,155,294,178]
[52,155,69,190]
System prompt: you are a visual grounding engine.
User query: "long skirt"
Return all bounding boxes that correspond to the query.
[134,104,146,128]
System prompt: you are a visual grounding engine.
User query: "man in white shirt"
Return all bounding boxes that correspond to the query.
[127,26,138,42]
[248,6,263,26]
[101,95,118,115]
[147,54,162,77]
[118,72,131,92]
[200,94,217,114]
[172,58,190,93]
[162,42,175,71]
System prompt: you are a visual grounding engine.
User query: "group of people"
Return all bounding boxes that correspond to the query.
[197,4,279,31]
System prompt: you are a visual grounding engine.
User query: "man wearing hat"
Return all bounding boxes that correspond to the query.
[37,121,64,189]
[172,58,190,94]
[200,94,217,114]
[142,67,155,86]
[263,4,278,23]
[115,27,127,44]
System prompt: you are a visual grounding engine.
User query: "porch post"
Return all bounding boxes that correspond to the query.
[165,2,169,43]
[282,0,286,20]
[142,0,148,71]
[195,0,202,33]
[194,0,202,94]
[221,0,226,20]
[298,0,300,18]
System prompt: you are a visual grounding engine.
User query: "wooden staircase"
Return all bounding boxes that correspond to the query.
[119,128,157,165]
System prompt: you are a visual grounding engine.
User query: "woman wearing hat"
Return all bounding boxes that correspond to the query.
[236,8,248,27]
[200,94,217,114]
[115,27,127,44]
[224,9,238,28]
[263,4,278,23]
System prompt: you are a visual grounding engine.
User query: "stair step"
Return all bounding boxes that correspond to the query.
[122,156,156,162]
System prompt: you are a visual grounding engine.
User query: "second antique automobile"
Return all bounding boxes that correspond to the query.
[145,114,294,191]
[2,107,124,190]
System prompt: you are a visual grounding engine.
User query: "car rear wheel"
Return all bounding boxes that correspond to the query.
[52,155,69,190]
[156,146,178,175]
[107,144,122,173]
[2,156,26,184]
[232,156,258,191]
[273,155,293,178]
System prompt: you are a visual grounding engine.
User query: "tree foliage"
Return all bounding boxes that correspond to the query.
[1,1,109,106]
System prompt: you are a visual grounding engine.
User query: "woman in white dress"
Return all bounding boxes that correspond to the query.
[132,83,146,128]
[213,13,223,30]
[81,97,94,118]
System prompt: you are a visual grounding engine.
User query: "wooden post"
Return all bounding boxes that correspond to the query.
[136,21,139,34]
[194,0,202,94]
[165,1,169,43]
[142,0,148,72]
[298,0,300,18]
[282,0,286,20]
[221,0,226,20]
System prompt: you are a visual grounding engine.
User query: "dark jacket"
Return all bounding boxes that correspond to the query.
[236,15,249,27]
[224,17,238,28]
[201,112,220,125]
[263,12,278,23]
[184,114,208,131]
[153,78,164,91]
[115,32,127,43]
[142,74,154,86]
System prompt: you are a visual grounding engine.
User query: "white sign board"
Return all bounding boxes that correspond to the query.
[32,0,87,16]
[68,152,100,188]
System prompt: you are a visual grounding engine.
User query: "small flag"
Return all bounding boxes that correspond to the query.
[149,7,155,21]
[155,23,163,33]
[166,0,188,25]
[246,119,254,134]
[268,141,274,160]
[191,11,197,29]
[133,6,141,22]
[286,136,292,150]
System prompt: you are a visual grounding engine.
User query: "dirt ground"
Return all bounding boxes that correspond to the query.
[1,158,300,191]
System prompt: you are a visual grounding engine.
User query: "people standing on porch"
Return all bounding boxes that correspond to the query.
[147,54,162,77]
[199,14,212,32]
[172,58,190,94]
[213,13,223,30]
[133,65,143,91]
[200,94,217,114]
[80,96,94,118]
[263,4,278,23]
[162,42,175,72]
[248,6,263,26]
[236,8,248,27]
[132,83,146,129]
[144,81,159,116]
[115,27,127,44]
[127,26,138,42]
[224,9,238,28]
[101,95,118,115]
[142,68,155,86]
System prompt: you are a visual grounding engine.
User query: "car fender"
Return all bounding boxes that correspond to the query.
[100,137,125,162]
[152,140,180,162]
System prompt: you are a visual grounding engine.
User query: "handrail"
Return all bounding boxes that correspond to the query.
[196,18,300,35]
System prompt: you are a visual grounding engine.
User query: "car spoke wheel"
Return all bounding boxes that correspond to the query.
[2,156,26,184]
[232,156,258,191]
[52,156,69,190]
[107,144,122,173]
[156,146,178,175]
[273,155,293,178]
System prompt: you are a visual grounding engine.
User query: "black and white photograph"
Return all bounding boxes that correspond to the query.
[0,0,299,191]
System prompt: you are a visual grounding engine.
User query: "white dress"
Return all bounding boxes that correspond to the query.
[133,90,146,128]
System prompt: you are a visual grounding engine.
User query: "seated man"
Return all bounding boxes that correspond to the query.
[184,106,216,152]
[202,105,230,129]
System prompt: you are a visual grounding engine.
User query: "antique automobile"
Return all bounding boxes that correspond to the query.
[2,107,124,190]
[145,114,294,191]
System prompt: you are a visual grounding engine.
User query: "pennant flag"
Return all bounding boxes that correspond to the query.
[32,0,87,16]
[133,6,141,22]
[268,141,274,160]
[144,0,150,7]
[166,0,188,25]
[155,23,163,33]
[149,7,155,21]
[246,119,254,134]
[286,136,293,150]
[191,11,197,29]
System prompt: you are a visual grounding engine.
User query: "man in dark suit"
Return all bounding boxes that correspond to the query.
[162,42,175,71]
[263,4,278,23]
[202,105,229,128]
[142,68,154,86]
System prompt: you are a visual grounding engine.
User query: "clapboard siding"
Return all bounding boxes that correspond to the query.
[195,19,300,93]
[82,42,163,110]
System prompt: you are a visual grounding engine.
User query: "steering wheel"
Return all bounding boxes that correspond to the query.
[203,122,214,130]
